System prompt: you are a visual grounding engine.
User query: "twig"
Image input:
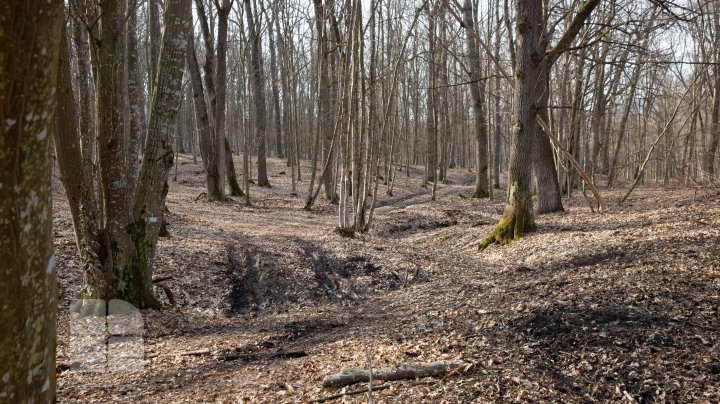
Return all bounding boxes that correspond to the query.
[361,332,374,404]
[619,76,699,205]
[309,384,390,403]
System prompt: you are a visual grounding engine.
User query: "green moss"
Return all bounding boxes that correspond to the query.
[478,209,536,251]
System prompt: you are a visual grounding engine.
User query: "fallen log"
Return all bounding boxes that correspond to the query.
[322,360,469,388]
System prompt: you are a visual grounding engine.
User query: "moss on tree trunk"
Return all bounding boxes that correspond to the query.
[479,204,536,250]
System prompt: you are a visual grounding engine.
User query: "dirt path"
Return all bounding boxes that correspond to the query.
[54,156,720,403]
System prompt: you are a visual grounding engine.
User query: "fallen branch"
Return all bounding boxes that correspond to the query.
[155,283,176,305]
[322,360,469,388]
[148,348,211,358]
[309,384,391,403]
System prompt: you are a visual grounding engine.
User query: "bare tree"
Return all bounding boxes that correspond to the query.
[462,0,489,198]
[56,0,191,308]
[480,0,601,248]
[245,0,271,187]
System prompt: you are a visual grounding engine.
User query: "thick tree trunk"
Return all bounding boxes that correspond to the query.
[0,0,62,400]
[96,0,135,296]
[58,0,189,309]
[480,0,539,249]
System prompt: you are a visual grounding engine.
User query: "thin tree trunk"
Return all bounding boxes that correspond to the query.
[462,0,489,198]
[245,0,271,187]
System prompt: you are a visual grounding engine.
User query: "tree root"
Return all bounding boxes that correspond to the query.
[479,211,536,251]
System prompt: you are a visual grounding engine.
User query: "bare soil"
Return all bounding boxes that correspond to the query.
[54,155,720,403]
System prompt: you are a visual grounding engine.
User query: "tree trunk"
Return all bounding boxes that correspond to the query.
[127,5,147,192]
[480,0,539,249]
[96,0,135,298]
[128,0,191,307]
[213,0,232,199]
[268,12,285,159]
[462,0,489,198]
[245,0,271,187]
[58,0,190,309]
[426,8,437,183]
[148,0,162,90]
[186,38,213,168]
[533,62,564,213]
[704,12,720,181]
[0,0,62,400]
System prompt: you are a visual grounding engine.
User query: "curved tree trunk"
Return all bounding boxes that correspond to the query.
[127,0,191,308]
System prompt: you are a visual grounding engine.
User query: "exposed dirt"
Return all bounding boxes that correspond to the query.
[54,155,720,403]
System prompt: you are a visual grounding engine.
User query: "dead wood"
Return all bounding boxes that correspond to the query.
[309,384,391,403]
[322,360,470,388]
[155,283,176,305]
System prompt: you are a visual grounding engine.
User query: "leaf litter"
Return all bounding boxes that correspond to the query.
[53,155,719,402]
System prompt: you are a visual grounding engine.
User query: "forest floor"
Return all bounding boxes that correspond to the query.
[54,155,719,403]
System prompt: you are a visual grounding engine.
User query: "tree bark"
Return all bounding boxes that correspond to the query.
[245,0,271,187]
[212,0,232,199]
[426,7,438,183]
[704,10,720,181]
[127,4,147,192]
[532,61,564,213]
[0,0,62,400]
[129,0,192,307]
[462,0,489,198]
[480,0,540,249]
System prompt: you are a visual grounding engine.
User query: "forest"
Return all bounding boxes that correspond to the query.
[1,0,719,402]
